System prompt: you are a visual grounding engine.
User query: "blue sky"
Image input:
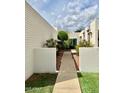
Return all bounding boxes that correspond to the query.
[27,0,99,31]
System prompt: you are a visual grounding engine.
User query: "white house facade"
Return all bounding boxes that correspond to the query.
[25,2,57,80]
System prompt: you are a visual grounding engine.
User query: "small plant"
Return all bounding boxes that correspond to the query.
[76,45,80,55]
[64,40,70,49]
[79,40,87,47]
[79,40,93,47]
[43,38,56,48]
[75,40,94,55]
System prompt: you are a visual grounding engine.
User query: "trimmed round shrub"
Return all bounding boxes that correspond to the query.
[57,31,68,41]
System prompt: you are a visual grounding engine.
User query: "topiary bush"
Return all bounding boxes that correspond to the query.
[57,31,68,41]
[57,31,68,49]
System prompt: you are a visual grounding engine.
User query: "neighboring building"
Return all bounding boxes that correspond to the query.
[25,2,57,80]
[67,18,99,47]
[79,18,99,47]
[89,18,99,47]
[66,18,99,47]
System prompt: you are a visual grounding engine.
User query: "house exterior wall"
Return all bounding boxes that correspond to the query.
[25,2,56,80]
[90,19,99,47]
[79,19,99,47]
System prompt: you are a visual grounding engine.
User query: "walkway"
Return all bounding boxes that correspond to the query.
[52,52,81,93]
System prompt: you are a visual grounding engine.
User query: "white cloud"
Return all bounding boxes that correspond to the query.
[42,0,48,3]
[51,12,55,16]
[42,10,46,14]
[28,0,48,3]
[33,0,38,2]
[28,0,98,31]
[62,4,66,11]
[57,15,62,18]
[67,0,81,9]
[55,0,98,31]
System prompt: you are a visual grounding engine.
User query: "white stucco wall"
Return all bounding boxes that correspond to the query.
[79,47,99,72]
[25,2,56,80]
[34,48,56,73]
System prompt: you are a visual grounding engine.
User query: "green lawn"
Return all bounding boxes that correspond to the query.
[25,73,98,93]
[25,73,57,93]
[78,73,99,93]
